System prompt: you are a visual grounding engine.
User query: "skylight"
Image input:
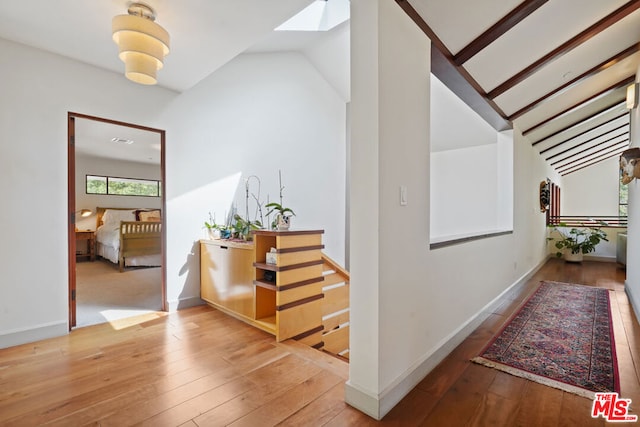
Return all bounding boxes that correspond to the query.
[276,0,349,32]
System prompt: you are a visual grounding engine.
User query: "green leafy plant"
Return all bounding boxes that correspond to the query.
[265,202,295,230]
[231,214,262,240]
[547,223,608,257]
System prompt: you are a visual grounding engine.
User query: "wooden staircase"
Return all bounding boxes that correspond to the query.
[317,254,350,360]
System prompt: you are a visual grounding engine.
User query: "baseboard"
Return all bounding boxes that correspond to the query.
[344,382,380,419]
[166,296,205,312]
[345,256,549,420]
[583,255,616,262]
[0,321,68,350]
[626,281,640,321]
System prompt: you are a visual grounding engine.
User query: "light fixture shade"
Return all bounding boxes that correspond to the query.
[112,4,170,85]
[627,83,639,109]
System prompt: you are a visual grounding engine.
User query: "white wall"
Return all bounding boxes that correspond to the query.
[0,38,176,347]
[0,39,346,347]
[162,52,347,310]
[561,156,621,216]
[430,144,499,239]
[348,0,559,419]
[626,66,640,318]
[430,76,513,241]
[75,154,162,231]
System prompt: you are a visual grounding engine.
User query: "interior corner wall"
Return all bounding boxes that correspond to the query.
[561,156,620,216]
[348,0,559,419]
[0,38,176,348]
[161,51,347,311]
[626,71,640,319]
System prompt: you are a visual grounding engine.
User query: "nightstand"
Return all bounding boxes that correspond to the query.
[75,230,96,261]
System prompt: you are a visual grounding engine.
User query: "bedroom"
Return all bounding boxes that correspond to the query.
[72,116,164,327]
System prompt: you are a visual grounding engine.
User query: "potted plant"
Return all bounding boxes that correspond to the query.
[547,224,608,262]
[231,214,262,241]
[204,212,224,239]
[265,203,295,230]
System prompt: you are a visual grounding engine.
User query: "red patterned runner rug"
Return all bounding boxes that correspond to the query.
[472,281,619,399]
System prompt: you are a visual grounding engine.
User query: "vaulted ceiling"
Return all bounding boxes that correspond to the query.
[399,0,640,176]
[1,1,638,174]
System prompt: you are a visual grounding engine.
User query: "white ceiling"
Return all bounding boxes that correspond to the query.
[3,0,636,175]
[0,0,316,93]
[406,0,640,175]
[0,0,349,164]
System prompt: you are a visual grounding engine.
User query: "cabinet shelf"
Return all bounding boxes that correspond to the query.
[253,259,323,272]
[253,280,277,291]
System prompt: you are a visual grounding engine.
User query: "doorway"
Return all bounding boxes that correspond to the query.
[67,112,167,328]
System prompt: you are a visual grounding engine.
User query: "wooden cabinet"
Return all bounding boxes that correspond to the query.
[200,240,255,320]
[75,231,96,261]
[200,230,325,345]
[252,230,324,342]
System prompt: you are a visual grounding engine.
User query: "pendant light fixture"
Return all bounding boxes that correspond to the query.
[112,3,170,85]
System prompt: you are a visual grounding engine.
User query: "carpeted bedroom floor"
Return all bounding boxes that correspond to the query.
[76,259,162,328]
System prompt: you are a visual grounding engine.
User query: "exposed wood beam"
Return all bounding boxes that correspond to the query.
[453,0,548,65]
[546,130,628,161]
[396,0,512,131]
[487,0,640,99]
[509,44,640,120]
[552,139,628,168]
[541,122,628,156]
[522,77,632,136]
[559,147,627,175]
[533,108,627,148]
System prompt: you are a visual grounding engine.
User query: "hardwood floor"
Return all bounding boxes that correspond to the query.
[0,259,637,426]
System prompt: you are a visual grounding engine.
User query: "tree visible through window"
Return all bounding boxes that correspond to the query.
[86,175,161,197]
[620,176,628,217]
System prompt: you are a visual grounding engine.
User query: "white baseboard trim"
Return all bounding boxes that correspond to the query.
[0,320,68,350]
[166,296,205,312]
[626,281,640,321]
[583,255,616,262]
[345,256,549,420]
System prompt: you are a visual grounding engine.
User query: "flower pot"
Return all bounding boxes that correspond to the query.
[564,251,583,263]
[276,214,291,231]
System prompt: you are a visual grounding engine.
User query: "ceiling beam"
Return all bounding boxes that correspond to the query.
[509,44,640,120]
[540,123,629,157]
[396,0,512,131]
[546,129,628,161]
[522,77,632,136]
[453,0,548,65]
[552,138,628,168]
[533,107,627,147]
[559,147,627,175]
[487,0,640,99]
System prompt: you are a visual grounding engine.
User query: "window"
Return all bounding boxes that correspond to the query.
[620,176,628,217]
[86,175,161,197]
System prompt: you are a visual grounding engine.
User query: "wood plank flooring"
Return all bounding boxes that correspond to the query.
[0,258,637,426]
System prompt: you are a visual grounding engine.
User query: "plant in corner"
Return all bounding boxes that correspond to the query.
[547,223,608,262]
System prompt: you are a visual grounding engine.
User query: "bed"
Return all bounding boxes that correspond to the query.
[95,207,162,272]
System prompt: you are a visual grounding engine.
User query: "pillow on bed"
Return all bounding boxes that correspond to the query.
[137,209,161,222]
[102,209,136,226]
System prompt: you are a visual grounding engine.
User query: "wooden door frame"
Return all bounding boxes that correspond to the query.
[67,112,168,329]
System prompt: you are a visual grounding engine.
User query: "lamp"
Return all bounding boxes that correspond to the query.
[626,83,639,109]
[74,209,93,231]
[112,3,170,85]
